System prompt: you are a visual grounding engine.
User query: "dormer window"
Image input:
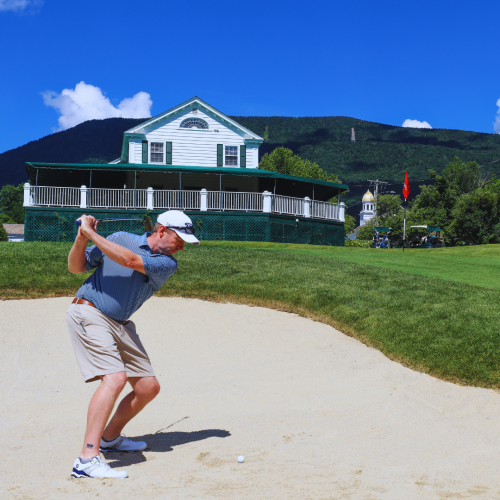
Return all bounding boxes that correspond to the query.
[180,118,209,129]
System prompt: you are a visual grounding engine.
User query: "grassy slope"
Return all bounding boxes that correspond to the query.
[201,242,500,290]
[1,241,499,388]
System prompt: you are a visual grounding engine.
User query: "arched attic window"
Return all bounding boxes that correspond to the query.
[180,118,209,129]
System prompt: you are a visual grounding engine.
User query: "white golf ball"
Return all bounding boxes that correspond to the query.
[237,455,245,463]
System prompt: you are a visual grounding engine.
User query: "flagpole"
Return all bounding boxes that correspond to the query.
[403,201,406,252]
[403,171,410,253]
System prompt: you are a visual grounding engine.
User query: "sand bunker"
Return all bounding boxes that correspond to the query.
[1,297,500,499]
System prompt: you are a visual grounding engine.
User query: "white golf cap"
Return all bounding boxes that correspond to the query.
[156,210,200,245]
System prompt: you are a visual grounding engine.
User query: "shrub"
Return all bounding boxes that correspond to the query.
[345,238,372,248]
[0,214,13,224]
[0,224,8,242]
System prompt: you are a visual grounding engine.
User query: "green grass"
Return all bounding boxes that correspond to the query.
[200,241,500,290]
[1,241,499,388]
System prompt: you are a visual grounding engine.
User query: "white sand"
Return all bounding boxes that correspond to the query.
[1,297,500,499]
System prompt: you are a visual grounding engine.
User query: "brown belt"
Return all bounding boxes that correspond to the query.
[72,297,129,325]
[72,297,96,308]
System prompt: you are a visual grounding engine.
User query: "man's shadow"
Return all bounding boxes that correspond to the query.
[104,429,231,467]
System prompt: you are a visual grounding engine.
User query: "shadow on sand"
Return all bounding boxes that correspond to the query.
[104,429,231,467]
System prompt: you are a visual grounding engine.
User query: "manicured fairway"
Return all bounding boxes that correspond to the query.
[1,241,499,387]
[201,241,500,290]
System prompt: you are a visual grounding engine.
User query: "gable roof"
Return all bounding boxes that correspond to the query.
[124,96,263,140]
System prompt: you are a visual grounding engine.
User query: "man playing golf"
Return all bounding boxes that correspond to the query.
[67,210,199,479]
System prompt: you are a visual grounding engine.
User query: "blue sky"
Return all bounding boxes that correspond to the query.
[0,0,499,154]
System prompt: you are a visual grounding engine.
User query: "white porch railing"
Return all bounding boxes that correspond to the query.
[154,190,200,210]
[207,191,263,211]
[273,195,306,217]
[312,200,339,220]
[90,188,147,209]
[30,186,80,207]
[24,184,345,222]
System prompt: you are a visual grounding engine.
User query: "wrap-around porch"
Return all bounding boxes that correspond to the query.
[24,162,348,222]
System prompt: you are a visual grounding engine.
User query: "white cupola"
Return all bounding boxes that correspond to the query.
[360,189,375,226]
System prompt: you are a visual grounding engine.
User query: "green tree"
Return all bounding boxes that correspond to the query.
[259,147,341,183]
[0,183,24,223]
[0,214,13,224]
[449,190,500,245]
[0,224,7,242]
[344,212,356,235]
[356,218,376,241]
[411,157,485,245]
[377,194,403,218]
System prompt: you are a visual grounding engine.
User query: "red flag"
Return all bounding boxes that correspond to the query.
[403,172,410,200]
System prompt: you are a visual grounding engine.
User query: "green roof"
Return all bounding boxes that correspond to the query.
[25,162,349,201]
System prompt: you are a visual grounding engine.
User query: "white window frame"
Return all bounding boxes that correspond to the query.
[224,145,238,167]
[150,142,164,164]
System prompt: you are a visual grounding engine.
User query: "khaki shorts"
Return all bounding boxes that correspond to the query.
[67,303,155,383]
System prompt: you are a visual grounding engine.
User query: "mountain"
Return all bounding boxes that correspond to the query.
[0,118,145,187]
[1,116,499,216]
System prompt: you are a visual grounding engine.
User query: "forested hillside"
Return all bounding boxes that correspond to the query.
[1,115,499,216]
[0,118,144,187]
[234,116,500,182]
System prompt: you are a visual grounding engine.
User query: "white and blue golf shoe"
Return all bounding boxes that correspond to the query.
[100,434,147,453]
[71,456,128,479]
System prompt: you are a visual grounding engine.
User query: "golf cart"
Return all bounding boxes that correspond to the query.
[407,225,446,248]
[372,226,391,249]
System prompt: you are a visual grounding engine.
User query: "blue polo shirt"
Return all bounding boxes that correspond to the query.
[76,232,178,322]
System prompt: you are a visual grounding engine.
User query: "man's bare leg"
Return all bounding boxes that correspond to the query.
[79,371,128,459]
[102,376,161,441]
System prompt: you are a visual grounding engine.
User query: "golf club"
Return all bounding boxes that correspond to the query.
[76,216,153,232]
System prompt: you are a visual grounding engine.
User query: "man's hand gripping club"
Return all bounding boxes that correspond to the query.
[68,214,146,275]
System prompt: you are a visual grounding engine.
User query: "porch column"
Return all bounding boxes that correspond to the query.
[304,196,311,218]
[147,187,154,210]
[23,183,32,207]
[262,191,272,213]
[80,185,88,209]
[200,188,208,211]
[339,202,345,222]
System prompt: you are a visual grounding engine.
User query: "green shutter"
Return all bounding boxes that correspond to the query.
[166,142,172,164]
[240,145,246,168]
[217,144,223,167]
[142,140,148,164]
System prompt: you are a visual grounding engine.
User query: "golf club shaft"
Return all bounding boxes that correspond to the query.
[76,218,151,226]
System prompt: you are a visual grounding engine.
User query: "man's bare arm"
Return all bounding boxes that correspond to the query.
[79,215,146,275]
[68,218,94,274]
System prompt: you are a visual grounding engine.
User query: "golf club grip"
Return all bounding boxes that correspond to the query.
[76,219,103,226]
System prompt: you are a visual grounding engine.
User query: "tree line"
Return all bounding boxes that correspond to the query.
[2,149,499,247]
[356,157,500,246]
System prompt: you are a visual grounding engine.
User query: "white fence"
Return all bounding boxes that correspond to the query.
[25,185,343,221]
[90,188,148,209]
[155,190,200,210]
[30,186,80,207]
[312,200,339,220]
[273,195,306,217]
[207,191,263,212]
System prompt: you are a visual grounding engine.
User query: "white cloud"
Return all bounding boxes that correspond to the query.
[402,119,432,129]
[494,98,500,134]
[42,81,153,130]
[0,0,42,13]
